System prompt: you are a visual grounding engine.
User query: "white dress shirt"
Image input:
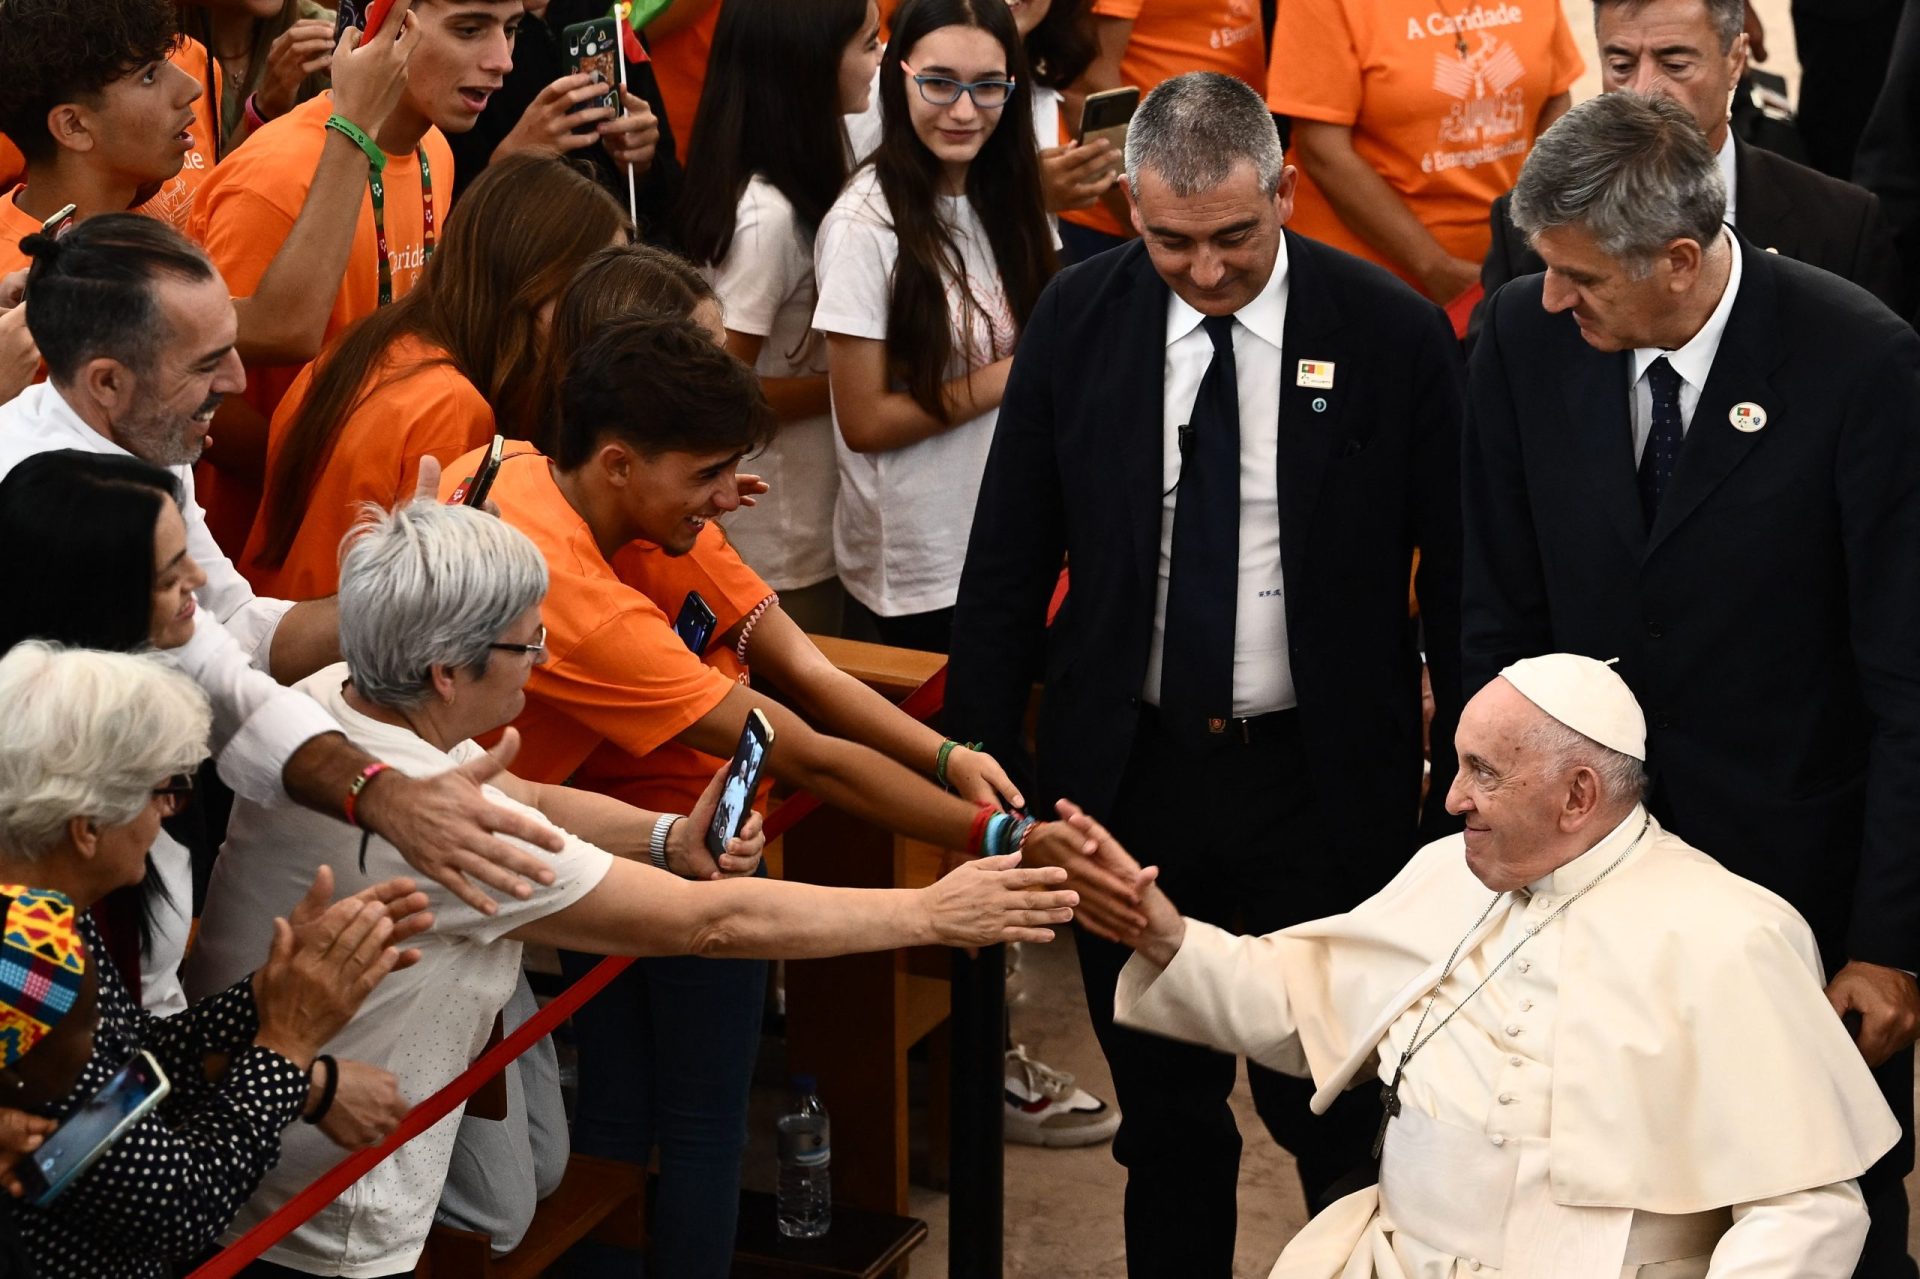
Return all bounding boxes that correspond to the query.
[1717,131,1739,225]
[0,383,336,804]
[1143,242,1296,717]
[1628,229,1743,464]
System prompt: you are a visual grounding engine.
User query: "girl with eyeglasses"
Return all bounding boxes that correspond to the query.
[813,0,1057,654]
[675,0,885,638]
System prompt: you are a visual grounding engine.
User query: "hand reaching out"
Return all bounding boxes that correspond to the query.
[1052,799,1182,964]
[668,766,767,879]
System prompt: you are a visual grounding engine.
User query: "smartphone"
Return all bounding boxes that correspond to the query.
[448,435,506,508]
[707,709,774,859]
[38,203,77,239]
[562,17,622,118]
[16,1051,170,1206]
[333,0,399,44]
[673,591,718,654]
[1077,86,1140,172]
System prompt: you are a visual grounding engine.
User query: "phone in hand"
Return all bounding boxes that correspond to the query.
[562,17,622,119]
[16,1051,170,1205]
[1077,86,1140,174]
[333,0,399,43]
[448,435,506,508]
[708,708,774,860]
[674,591,718,654]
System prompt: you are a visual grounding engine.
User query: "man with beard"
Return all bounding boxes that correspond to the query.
[0,213,566,918]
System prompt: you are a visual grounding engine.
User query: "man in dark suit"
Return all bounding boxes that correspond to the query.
[946,71,1464,1277]
[1465,91,1920,1277]
[1476,0,1906,323]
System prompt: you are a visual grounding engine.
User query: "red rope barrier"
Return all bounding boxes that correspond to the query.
[187,663,950,1277]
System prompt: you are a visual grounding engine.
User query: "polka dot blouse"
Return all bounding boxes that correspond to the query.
[11,915,308,1278]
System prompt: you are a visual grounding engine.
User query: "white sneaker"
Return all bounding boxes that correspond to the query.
[1003,1044,1120,1147]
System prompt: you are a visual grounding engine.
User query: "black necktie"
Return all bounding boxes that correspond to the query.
[1160,314,1240,742]
[1638,356,1684,527]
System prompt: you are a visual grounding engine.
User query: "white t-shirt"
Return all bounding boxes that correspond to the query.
[812,166,1018,617]
[183,664,612,1278]
[707,175,838,591]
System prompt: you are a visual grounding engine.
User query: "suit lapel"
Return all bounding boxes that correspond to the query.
[1731,139,1796,258]
[1559,339,1644,558]
[1114,247,1174,599]
[1648,236,1779,553]
[1275,233,1346,584]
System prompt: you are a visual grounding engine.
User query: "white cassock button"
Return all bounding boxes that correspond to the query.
[1519,999,1533,1012]
[1536,898,1554,910]
[1468,1262,1482,1272]
[1498,1092,1516,1105]
[1505,1024,1522,1037]
[1509,1055,1523,1067]
[1517,960,1531,974]
[1490,1134,1507,1147]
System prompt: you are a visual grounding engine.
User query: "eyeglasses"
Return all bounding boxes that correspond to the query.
[152,774,194,817]
[489,625,547,663]
[900,60,1016,109]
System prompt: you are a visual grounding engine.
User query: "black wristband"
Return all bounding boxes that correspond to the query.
[302,1054,339,1125]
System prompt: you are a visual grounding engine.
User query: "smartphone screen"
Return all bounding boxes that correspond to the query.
[450,435,506,508]
[707,710,774,859]
[18,1052,170,1205]
[562,18,622,118]
[674,591,718,655]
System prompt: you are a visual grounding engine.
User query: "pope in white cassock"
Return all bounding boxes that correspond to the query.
[1057,655,1899,1278]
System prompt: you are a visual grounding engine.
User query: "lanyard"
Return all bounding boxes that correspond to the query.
[369,149,437,307]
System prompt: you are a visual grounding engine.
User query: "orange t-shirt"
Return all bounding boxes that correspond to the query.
[190,93,452,425]
[438,445,739,787]
[0,137,23,190]
[240,335,493,600]
[0,187,42,277]
[569,523,778,812]
[135,38,223,233]
[1266,0,1581,292]
[650,4,722,164]
[1063,0,1267,238]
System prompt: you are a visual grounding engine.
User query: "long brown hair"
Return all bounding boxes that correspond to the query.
[255,154,630,568]
[526,243,716,451]
[872,0,1056,421]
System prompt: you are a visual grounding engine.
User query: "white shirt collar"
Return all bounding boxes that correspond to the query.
[1164,234,1290,351]
[1527,805,1651,899]
[1716,131,1738,222]
[1629,227,1743,394]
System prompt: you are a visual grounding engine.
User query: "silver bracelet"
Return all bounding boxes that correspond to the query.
[649,814,681,873]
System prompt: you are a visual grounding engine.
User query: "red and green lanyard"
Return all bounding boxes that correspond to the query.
[369,148,437,306]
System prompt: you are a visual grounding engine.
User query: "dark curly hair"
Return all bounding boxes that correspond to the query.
[0,0,179,164]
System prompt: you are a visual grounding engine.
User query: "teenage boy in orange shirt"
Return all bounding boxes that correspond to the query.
[0,0,418,366]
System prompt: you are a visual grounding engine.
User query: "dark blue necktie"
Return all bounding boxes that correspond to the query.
[1638,356,1684,527]
[1159,314,1240,742]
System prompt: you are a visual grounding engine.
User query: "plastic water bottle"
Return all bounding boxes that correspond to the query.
[776,1075,831,1239]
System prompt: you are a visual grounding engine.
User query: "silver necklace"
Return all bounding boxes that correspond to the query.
[1371,811,1652,1159]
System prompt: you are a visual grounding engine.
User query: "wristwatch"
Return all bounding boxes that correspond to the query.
[649,814,681,873]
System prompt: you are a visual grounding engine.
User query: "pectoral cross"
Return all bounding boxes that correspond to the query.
[1372,1051,1409,1160]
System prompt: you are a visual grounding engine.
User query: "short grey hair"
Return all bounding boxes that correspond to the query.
[1510,93,1726,275]
[1592,0,1744,53]
[337,500,549,710]
[1522,715,1649,808]
[0,643,211,860]
[1126,71,1285,198]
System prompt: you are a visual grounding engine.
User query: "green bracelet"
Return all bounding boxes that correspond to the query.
[325,114,386,172]
[934,739,981,789]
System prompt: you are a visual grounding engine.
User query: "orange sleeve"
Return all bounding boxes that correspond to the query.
[529,603,739,762]
[1090,0,1145,19]
[1265,0,1364,125]
[1546,8,1585,96]
[192,178,296,297]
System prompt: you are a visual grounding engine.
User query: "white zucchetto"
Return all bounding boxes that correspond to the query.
[1500,654,1647,761]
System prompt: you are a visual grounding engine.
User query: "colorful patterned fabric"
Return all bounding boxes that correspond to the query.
[0,886,87,1069]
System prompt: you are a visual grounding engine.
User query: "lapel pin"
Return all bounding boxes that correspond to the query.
[1311,397,1328,413]
[1729,402,1767,432]
[1296,359,1335,389]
